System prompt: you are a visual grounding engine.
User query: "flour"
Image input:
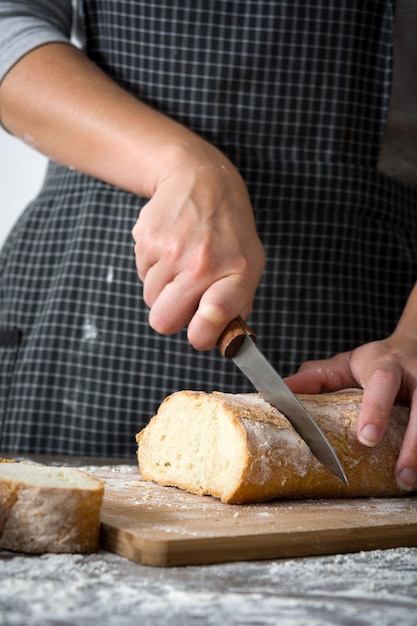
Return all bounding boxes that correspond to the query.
[2,464,415,625]
[241,417,312,480]
[89,464,416,528]
[1,547,416,626]
[82,317,99,342]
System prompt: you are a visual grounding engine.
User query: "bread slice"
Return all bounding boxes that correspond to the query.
[136,389,414,503]
[0,460,104,553]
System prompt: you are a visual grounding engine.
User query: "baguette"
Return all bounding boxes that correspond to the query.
[136,389,414,503]
[0,460,104,553]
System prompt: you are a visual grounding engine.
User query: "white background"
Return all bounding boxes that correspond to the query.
[0,126,48,247]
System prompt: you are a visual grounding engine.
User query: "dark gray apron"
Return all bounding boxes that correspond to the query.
[0,0,416,456]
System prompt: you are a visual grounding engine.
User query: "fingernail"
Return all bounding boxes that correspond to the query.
[396,468,417,492]
[358,424,379,447]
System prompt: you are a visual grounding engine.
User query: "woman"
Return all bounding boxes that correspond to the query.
[0,1,416,491]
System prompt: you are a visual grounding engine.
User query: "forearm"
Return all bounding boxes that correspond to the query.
[0,41,265,348]
[0,42,213,198]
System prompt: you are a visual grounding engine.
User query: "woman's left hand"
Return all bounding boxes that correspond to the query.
[285,285,417,492]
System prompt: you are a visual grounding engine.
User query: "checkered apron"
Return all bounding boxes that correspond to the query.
[1,0,416,456]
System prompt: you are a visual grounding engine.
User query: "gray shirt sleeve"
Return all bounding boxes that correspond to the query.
[0,0,73,83]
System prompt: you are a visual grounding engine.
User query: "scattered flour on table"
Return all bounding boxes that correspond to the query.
[1,464,416,626]
[1,547,416,626]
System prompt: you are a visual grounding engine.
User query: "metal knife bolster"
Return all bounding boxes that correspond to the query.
[217,318,348,485]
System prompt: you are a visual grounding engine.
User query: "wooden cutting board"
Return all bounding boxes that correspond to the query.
[94,465,417,567]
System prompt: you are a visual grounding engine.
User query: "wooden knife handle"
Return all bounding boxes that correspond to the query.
[217,316,256,359]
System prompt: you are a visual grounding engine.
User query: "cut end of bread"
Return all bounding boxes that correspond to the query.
[0,460,104,554]
[0,461,103,489]
[137,391,249,502]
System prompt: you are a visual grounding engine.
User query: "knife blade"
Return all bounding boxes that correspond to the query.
[217,317,348,485]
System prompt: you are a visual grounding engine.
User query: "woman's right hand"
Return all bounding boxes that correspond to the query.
[132,137,265,350]
[0,42,265,349]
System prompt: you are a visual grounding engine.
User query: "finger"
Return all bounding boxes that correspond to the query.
[356,367,402,447]
[132,227,160,283]
[133,240,149,283]
[395,392,417,491]
[148,276,202,335]
[187,276,255,351]
[142,260,176,309]
[131,203,164,282]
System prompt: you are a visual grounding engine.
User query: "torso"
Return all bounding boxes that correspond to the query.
[1,0,416,455]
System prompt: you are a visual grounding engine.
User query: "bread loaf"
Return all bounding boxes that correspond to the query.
[0,460,104,553]
[136,389,414,503]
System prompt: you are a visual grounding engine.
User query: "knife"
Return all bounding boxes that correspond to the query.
[217,316,348,485]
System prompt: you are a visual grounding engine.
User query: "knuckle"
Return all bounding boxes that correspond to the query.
[369,357,401,384]
[131,224,139,242]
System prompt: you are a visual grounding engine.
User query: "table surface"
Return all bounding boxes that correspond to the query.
[1,456,416,626]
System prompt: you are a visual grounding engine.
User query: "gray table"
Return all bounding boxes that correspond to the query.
[1,456,416,626]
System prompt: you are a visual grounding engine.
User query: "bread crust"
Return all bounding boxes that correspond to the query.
[136,389,414,503]
[0,461,104,553]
